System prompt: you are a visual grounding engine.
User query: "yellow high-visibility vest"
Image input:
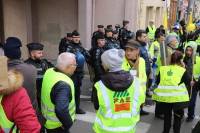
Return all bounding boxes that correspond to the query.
[41,68,76,129]
[93,78,143,133]
[152,65,189,103]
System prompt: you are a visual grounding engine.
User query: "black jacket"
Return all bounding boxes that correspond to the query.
[59,38,71,54]
[119,28,133,47]
[105,37,121,50]
[91,31,103,48]
[91,46,106,82]
[92,70,133,110]
[25,58,53,108]
[50,68,73,132]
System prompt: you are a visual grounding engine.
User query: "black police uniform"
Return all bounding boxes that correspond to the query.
[105,37,121,50]
[25,43,53,109]
[59,33,72,54]
[66,31,91,114]
[119,27,134,49]
[91,25,104,48]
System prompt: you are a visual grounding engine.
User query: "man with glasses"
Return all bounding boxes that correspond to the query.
[41,52,77,133]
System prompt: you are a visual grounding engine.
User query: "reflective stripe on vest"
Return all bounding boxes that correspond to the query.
[147,26,156,40]
[93,77,142,133]
[41,68,76,129]
[157,84,186,90]
[95,117,136,132]
[0,95,15,133]
[152,65,189,103]
[98,80,140,119]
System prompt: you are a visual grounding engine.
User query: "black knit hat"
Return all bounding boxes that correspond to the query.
[4,37,22,59]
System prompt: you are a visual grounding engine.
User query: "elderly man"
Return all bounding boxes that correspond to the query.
[41,52,76,133]
[92,49,143,133]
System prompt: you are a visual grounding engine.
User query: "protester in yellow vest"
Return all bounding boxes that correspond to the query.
[149,32,165,75]
[153,51,190,133]
[146,20,156,42]
[0,69,41,133]
[92,49,143,133]
[183,45,200,122]
[41,52,76,133]
[121,39,149,115]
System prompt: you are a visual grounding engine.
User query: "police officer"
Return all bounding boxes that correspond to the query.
[119,20,133,49]
[59,33,73,54]
[153,51,190,133]
[25,42,53,109]
[105,28,121,50]
[115,24,121,33]
[91,25,104,48]
[92,49,143,133]
[91,33,106,82]
[106,24,113,30]
[66,30,90,114]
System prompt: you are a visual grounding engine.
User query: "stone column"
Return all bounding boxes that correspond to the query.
[124,0,139,32]
[78,0,93,49]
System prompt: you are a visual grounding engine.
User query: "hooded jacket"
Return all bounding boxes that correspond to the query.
[92,70,133,110]
[0,70,41,133]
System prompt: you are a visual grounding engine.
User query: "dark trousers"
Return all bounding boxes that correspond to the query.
[155,102,163,115]
[71,73,83,110]
[162,103,184,133]
[188,88,198,118]
[46,127,69,133]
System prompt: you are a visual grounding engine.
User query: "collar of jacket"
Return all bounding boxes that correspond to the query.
[0,69,23,95]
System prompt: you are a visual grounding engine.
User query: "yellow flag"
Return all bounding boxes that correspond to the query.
[163,9,168,30]
[187,13,196,32]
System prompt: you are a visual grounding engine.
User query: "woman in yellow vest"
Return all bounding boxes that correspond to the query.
[183,45,200,122]
[152,51,190,133]
[92,49,143,133]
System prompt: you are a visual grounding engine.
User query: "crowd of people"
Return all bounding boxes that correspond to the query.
[0,19,200,133]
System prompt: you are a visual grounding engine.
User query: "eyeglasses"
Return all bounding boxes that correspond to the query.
[70,64,78,67]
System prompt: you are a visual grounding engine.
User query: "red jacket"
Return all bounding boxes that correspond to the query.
[0,70,41,133]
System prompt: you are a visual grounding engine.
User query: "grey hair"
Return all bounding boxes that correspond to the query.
[56,52,76,70]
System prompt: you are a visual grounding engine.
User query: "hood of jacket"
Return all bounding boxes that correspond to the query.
[0,69,23,95]
[8,59,24,67]
[101,70,133,92]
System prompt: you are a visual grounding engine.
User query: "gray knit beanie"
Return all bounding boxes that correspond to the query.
[101,49,125,72]
[165,35,177,45]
